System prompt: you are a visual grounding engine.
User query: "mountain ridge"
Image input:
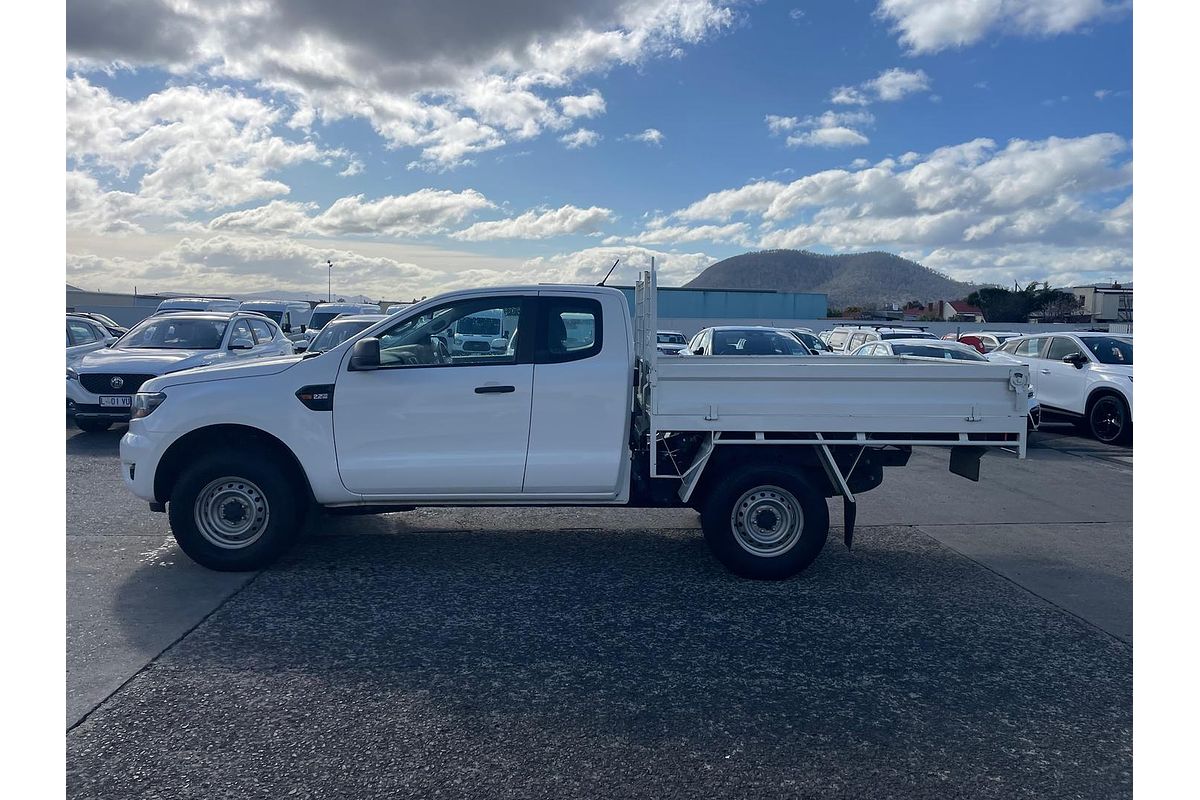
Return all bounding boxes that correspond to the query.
[683,249,979,310]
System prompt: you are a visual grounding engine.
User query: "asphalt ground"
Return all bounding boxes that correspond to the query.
[65,420,1132,799]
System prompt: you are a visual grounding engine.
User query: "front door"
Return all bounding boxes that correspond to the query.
[333,294,534,497]
[1038,336,1088,414]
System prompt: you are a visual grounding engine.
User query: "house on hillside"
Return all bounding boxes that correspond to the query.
[927,299,985,323]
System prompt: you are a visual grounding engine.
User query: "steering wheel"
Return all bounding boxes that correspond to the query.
[431,336,450,365]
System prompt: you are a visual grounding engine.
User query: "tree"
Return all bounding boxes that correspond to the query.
[968,282,1084,323]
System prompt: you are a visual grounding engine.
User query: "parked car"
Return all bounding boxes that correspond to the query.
[67,315,117,367]
[117,271,1030,579]
[943,331,1023,354]
[852,338,1040,428]
[686,326,811,356]
[656,330,689,355]
[826,325,938,353]
[988,333,1132,444]
[69,311,127,337]
[295,314,386,353]
[68,311,295,433]
[238,300,313,338]
[786,328,833,354]
[155,297,241,313]
[305,303,383,339]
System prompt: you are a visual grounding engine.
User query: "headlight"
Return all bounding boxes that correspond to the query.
[67,367,78,381]
[131,391,166,419]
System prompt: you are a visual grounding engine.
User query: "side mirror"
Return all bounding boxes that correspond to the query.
[348,337,381,371]
[293,340,309,353]
[1064,352,1088,368]
[300,324,307,333]
[490,337,508,352]
[693,347,705,355]
[229,337,254,351]
[282,323,291,333]
[103,336,117,347]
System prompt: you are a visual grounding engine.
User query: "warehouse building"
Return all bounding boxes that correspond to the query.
[617,286,828,337]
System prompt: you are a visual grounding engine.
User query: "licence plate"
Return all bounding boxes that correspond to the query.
[99,396,132,408]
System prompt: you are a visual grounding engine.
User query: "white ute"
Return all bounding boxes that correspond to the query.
[119,267,1031,579]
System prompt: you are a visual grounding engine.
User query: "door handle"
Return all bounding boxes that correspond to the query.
[475,385,515,394]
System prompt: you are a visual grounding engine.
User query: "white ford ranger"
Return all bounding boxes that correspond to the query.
[119,268,1031,580]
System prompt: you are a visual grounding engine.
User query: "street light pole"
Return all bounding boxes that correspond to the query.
[326,259,333,302]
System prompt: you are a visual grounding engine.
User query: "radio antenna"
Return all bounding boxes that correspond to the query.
[597,258,620,287]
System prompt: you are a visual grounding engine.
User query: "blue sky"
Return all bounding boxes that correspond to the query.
[66,0,1132,300]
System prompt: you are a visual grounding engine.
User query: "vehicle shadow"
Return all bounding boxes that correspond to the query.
[89,525,1133,797]
[66,422,125,456]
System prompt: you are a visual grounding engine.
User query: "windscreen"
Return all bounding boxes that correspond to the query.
[308,311,342,330]
[1082,337,1132,365]
[793,332,828,351]
[712,330,807,356]
[882,331,936,340]
[120,317,228,349]
[247,309,283,323]
[892,344,985,360]
[308,320,375,353]
[657,332,687,345]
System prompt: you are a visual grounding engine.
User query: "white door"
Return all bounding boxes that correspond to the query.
[522,295,628,496]
[1038,336,1088,414]
[333,295,534,497]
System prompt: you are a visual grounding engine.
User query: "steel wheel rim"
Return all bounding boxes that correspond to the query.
[1091,397,1125,442]
[194,476,270,549]
[730,485,805,557]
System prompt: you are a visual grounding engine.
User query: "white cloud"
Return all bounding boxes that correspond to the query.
[66,76,332,228]
[208,190,496,238]
[770,110,874,148]
[623,128,665,145]
[875,0,1129,55]
[517,245,715,287]
[788,127,870,148]
[608,221,750,246]
[559,90,607,118]
[68,0,736,169]
[338,159,364,177]
[561,128,602,149]
[651,132,1132,283]
[452,205,616,241]
[830,67,930,105]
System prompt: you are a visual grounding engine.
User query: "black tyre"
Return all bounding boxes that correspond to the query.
[1088,393,1131,446]
[168,449,305,571]
[700,464,830,580]
[75,418,111,433]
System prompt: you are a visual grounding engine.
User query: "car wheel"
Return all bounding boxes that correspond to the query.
[700,464,830,580]
[75,418,111,433]
[168,449,305,571]
[1087,394,1131,446]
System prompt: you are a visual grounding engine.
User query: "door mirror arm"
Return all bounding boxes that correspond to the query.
[348,337,381,371]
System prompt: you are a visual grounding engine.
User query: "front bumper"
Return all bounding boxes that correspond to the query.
[68,380,133,421]
[120,424,167,502]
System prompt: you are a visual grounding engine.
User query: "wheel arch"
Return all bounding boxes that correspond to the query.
[1085,385,1131,417]
[153,423,314,505]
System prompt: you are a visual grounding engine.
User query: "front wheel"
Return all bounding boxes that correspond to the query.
[700,464,830,580]
[1088,394,1131,446]
[168,450,305,570]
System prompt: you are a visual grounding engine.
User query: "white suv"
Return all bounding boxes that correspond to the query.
[68,311,295,433]
[825,325,938,353]
[989,332,1132,444]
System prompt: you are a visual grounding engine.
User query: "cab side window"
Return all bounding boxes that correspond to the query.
[1045,337,1081,360]
[248,319,275,344]
[535,297,602,364]
[1014,338,1042,358]
[374,297,529,368]
[229,320,254,346]
[68,320,100,345]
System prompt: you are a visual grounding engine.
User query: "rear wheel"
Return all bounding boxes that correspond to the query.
[700,464,830,580]
[75,418,111,433]
[168,449,305,570]
[1088,394,1131,446]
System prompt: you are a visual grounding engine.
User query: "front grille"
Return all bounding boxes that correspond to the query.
[80,373,156,395]
[462,340,491,352]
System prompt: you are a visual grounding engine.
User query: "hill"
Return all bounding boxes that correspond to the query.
[683,250,979,311]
